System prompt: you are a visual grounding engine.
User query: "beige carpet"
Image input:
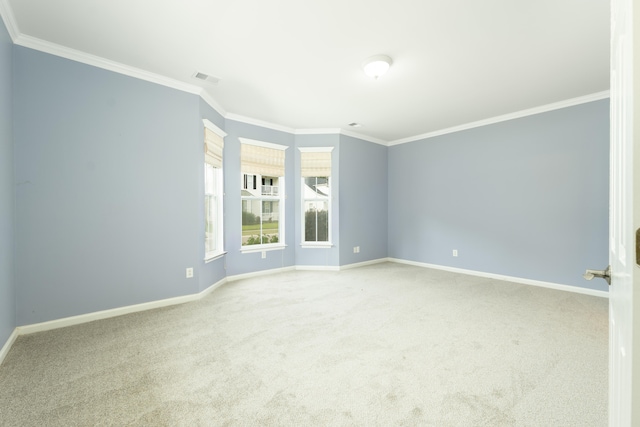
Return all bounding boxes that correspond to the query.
[0,262,608,426]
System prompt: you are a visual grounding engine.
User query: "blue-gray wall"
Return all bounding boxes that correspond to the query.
[223,119,296,276]
[0,18,15,348]
[13,47,206,325]
[294,134,340,268]
[340,135,388,266]
[4,35,610,330]
[388,100,610,290]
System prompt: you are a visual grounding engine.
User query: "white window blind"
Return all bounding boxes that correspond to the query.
[204,128,224,168]
[301,151,332,177]
[241,143,285,177]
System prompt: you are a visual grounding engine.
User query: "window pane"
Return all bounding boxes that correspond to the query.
[205,195,217,252]
[304,176,316,192]
[205,164,215,193]
[242,199,261,246]
[316,177,329,197]
[262,200,279,244]
[305,200,328,242]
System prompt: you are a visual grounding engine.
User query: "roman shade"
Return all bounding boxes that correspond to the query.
[241,142,286,177]
[204,127,224,168]
[300,150,332,177]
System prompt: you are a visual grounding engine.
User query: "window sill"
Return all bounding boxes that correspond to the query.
[241,244,287,254]
[300,243,333,249]
[205,251,227,263]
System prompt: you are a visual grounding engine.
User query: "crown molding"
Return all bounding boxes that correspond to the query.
[338,129,388,146]
[225,113,297,135]
[14,34,204,94]
[0,0,19,41]
[1,0,610,150]
[12,32,228,119]
[199,89,227,118]
[295,128,388,146]
[388,91,611,146]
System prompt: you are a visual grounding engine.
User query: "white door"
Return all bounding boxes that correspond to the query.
[608,0,634,424]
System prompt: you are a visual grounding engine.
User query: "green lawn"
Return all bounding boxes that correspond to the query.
[242,222,279,235]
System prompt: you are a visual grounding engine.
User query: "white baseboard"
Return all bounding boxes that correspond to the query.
[295,265,340,271]
[226,266,296,282]
[17,277,228,336]
[200,277,228,297]
[339,258,389,271]
[0,328,19,366]
[387,258,609,298]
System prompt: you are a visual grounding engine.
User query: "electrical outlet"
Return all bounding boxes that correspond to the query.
[186,267,194,278]
[353,246,357,253]
[356,246,360,253]
[453,250,458,257]
[261,251,266,259]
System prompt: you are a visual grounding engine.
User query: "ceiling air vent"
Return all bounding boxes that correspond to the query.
[348,122,362,128]
[192,71,220,85]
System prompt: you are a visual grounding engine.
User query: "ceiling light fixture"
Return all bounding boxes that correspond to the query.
[362,55,392,79]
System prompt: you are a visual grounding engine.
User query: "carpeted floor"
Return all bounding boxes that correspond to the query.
[0,262,608,426]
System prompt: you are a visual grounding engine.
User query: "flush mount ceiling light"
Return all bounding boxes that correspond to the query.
[362,55,392,79]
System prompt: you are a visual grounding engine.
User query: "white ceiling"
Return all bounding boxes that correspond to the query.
[3,0,610,143]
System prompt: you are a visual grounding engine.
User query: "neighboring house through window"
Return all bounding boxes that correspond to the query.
[300,147,333,246]
[240,138,287,249]
[204,120,225,260]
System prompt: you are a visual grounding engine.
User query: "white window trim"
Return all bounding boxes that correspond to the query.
[300,243,333,249]
[203,119,227,137]
[300,147,333,246]
[298,146,334,153]
[204,119,226,261]
[205,251,227,263]
[239,137,287,151]
[240,138,288,252]
[241,244,287,254]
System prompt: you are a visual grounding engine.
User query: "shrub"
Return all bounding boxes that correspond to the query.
[305,209,328,241]
[242,211,260,226]
[245,234,279,245]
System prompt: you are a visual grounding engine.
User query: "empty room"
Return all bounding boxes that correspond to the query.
[0,0,636,425]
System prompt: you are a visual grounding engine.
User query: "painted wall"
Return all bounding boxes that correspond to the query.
[294,134,340,267]
[339,135,388,266]
[198,100,226,292]
[0,18,15,347]
[388,100,610,290]
[13,47,206,325]
[223,119,295,276]
[6,35,610,330]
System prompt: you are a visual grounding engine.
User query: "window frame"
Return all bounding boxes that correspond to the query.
[203,119,227,262]
[240,138,288,253]
[299,147,333,248]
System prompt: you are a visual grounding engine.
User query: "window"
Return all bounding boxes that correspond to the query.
[300,147,333,245]
[204,120,225,260]
[240,138,287,250]
[243,174,257,190]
